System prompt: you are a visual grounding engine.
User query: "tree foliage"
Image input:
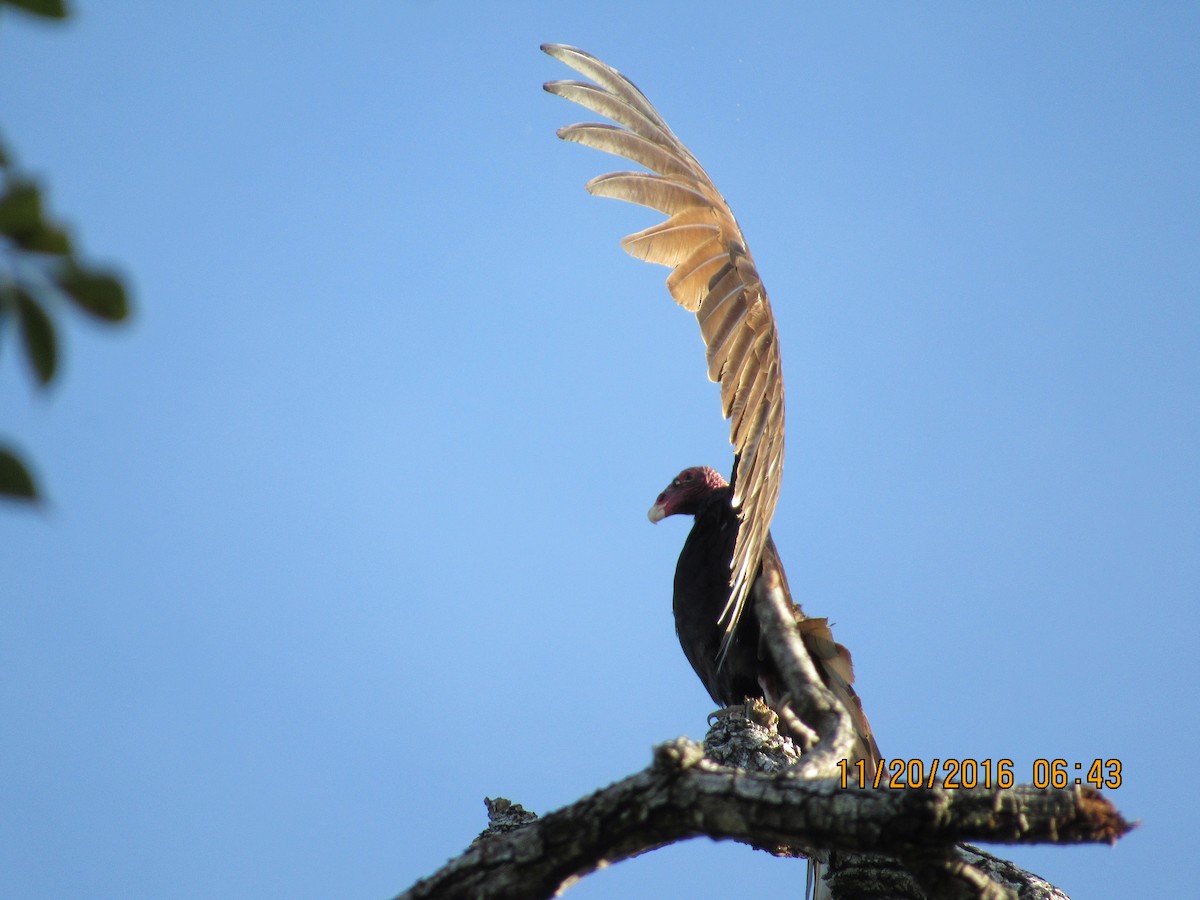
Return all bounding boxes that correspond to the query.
[0,0,132,501]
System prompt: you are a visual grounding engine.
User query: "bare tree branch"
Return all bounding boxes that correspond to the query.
[394,718,1131,900]
[753,561,856,774]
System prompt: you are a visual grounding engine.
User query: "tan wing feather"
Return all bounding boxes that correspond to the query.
[621,208,723,268]
[543,43,786,654]
[797,618,882,770]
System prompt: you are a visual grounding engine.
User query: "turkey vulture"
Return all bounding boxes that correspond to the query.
[648,465,878,769]
[543,44,878,769]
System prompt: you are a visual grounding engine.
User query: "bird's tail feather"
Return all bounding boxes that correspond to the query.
[797,617,882,771]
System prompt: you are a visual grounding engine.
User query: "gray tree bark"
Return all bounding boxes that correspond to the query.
[395,711,1129,900]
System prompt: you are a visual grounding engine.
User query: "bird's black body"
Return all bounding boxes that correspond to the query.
[673,485,768,705]
[671,480,880,769]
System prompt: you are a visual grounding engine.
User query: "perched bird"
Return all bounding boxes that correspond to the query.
[543,43,879,771]
[649,465,878,769]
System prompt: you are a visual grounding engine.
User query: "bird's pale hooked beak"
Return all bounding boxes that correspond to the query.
[647,500,667,523]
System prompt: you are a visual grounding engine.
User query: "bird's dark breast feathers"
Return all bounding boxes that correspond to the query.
[673,488,763,706]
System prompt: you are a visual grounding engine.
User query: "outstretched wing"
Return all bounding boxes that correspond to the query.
[543,43,785,652]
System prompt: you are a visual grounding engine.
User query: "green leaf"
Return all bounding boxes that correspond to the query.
[14,221,72,255]
[14,286,57,385]
[0,284,13,350]
[0,181,44,236]
[56,263,130,322]
[0,446,38,500]
[1,0,70,20]
[0,280,13,308]
[0,180,70,254]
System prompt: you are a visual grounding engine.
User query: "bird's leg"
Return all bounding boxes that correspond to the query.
[742,697,778,729]
[706,704,747,727]
[706,698,777,729]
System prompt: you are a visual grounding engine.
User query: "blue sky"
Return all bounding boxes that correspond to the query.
[2,3,1196,897]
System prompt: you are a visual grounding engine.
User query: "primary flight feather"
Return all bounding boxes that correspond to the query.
[543,43,784,653]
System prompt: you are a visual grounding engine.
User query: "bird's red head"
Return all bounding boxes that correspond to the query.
[647,466,729,522]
